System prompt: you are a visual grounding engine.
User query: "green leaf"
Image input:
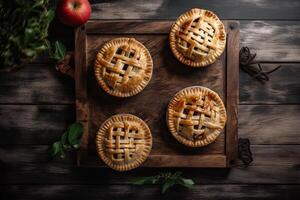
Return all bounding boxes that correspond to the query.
[130,176,156,185]
[179,178,194,189]
[162,179,176,193]
[172,171,182,179]
[59,150,66,159]
[53,41,66,61]
[72,143,80,149]
[49,141,62,158]
[61,132,68,145]
[45,40,53,56]
[67,123,84,146]
[46,10,55,23]
[24,28,34,44]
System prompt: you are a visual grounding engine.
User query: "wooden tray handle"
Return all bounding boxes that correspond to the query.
[56,51,75,79]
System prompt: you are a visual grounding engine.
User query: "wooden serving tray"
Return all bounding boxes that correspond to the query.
[75,20,239,168]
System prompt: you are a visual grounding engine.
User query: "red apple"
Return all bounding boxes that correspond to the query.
[57,0,91,27]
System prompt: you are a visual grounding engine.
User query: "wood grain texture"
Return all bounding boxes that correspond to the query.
[2,1,300,198]
[85,20,300,62]
[1,145,299,184]
[0,64,74,104]
[240,63,300,104]
[0,105,74,144]
[76,21,239,167]
[239,105,300,144]
[226,21,239,165]
[1,22,299,105]
[1,105,299,145]
[2,62,299,105]
[240,21,300,62]
[43,20,300,64]
[87,0,300,20]
[1,184,300,200]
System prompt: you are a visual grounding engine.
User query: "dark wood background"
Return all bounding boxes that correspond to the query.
[1,0,300,199]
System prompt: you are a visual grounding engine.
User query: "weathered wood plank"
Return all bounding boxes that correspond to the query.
[44,20,300,64]
[0,64,74,104]
[6,22,297,106]
[240,21,300,62]
[76,21,238,168]
[1,105,299,145]
[84,20,300,62]
[1,145,299,184]
[1,63,299,105]
[86,0,300,20]
[0,185,300,200]
[0,105,74,144]
[240,63,300,104]
[1,184,300,200]
[239,105,300,144]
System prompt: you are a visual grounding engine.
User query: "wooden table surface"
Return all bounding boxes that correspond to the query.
[1,0,300,199]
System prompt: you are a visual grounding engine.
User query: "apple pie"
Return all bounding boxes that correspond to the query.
[95,38,153,97]
[170,8,226,67]
[96,114,152,171]
[167,86,227,147]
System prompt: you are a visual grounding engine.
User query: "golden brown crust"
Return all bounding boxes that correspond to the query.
[170,8,226,67]
[167,86,227,147]
[96,114,152,171]
[95,38,153,97]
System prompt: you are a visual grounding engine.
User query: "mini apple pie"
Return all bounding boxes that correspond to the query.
[95,38,153,97]
[170,8,226,67]
[96,114,152,171]
[167,86,227,147]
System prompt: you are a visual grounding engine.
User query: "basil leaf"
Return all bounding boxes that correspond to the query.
[67,123,83,146]
[72,143,80,149]
[53,41,66,61]
[61,132,68,145]
[59,150,66,159]
[162,180,176,193]
[130,176,156,185]
[46,10,55,22]
[172,171,182,179]
[179,178,194,188]
[24,28,34,45]
[49,141,62,158]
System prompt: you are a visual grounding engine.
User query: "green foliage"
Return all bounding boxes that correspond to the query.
[49,122,84,159]
[131,171,194,193]
[46,40,66,62]
[0,0,54,71]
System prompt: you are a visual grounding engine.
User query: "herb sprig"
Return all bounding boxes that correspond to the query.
[131,171,194,193]
[46,40,66,62]
[0,0,55,71]
[49,122,83,159]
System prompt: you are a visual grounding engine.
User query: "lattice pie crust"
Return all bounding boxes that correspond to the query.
[96,114,152,171]
[167,86,227,147]
[95,38,153,97]
[170,8,226,67]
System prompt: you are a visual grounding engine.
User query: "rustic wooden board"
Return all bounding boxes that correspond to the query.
[1,145,300,184]
[2,184,300,200]
[87,0,300,20]
[2,105,300,145]
[2,63,300,105]
[75,20,239,168]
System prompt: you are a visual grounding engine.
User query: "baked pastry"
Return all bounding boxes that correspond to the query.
[96,114,152,171]
[95,38,153,97]
[167,86,226,147]
[169,8,226,67]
